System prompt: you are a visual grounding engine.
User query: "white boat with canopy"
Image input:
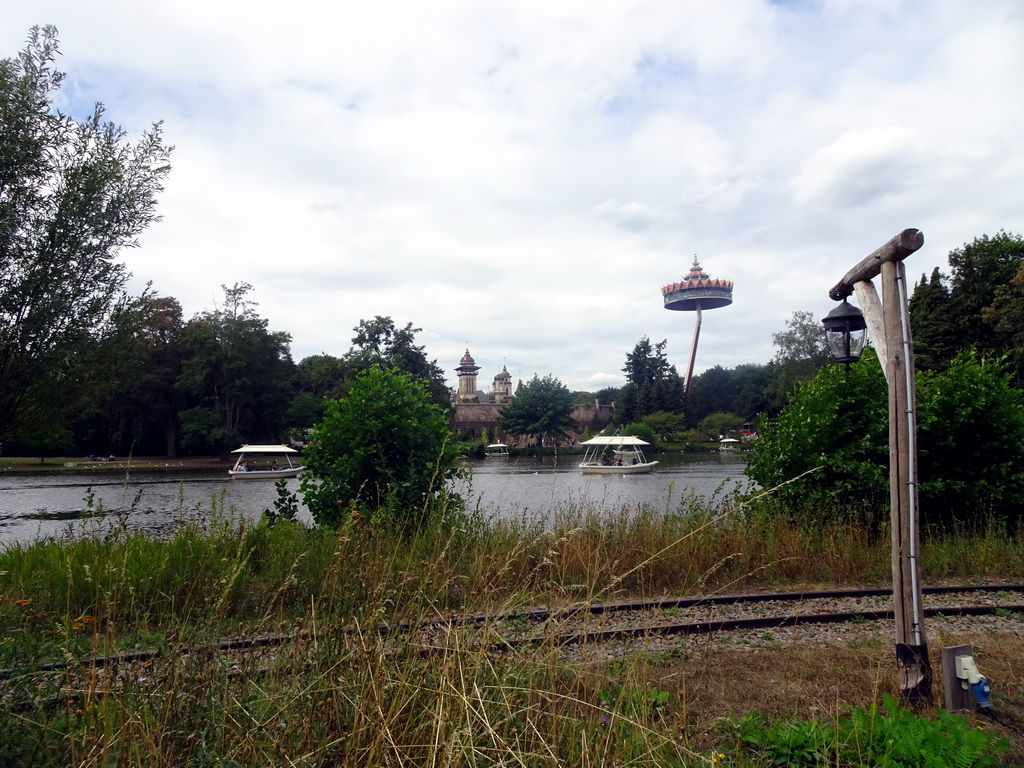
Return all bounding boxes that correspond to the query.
[484,443,510,457]
[228,444,303,480]
[579,436,659,474]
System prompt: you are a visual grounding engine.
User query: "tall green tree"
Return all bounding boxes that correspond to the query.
[909,267,958,373]
[983,261,1024,387]
[497,374,575,450]
[947,231,1024,356]
[300,366,462,530]
[101,295,185,456]
[0,26,172,441]
[345,316,450,407]
[177,283,293,457]
[767,310,831,409]
[916,351,1024,529]
[619,337,684,423]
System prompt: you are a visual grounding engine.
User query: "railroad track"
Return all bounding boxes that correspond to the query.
[3,584,1023,710]
[5,584,1024,676]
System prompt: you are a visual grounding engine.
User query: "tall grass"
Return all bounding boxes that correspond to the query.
[1,489,1022,765]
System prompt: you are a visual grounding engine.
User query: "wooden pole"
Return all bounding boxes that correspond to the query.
[829,229,924,300]
[881,259,931,703]
[830,230,931,703]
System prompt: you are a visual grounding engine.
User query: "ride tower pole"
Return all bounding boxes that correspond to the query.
[684,303,702,394]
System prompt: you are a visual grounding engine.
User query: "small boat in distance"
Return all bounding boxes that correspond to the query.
[718,438,740,452]
[579,436,659,474]
[484,443,510,457]
[229,444,303,480]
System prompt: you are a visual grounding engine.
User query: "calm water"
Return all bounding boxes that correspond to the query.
[0,453,753,546]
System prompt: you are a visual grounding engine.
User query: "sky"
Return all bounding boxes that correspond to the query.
[5,1,1024,393]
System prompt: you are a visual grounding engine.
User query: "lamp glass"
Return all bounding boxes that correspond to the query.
[821,299,868,365]
[825,325,867,364]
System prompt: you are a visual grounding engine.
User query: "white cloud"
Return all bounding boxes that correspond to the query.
[5,0,1024,392]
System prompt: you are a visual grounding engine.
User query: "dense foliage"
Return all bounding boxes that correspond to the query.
[497,374,575,448]
[746,348,890,518]
[748,348,1024,529]
[176,283,293,458]
[616,337,685,424]
[299,366,462,530]
[911,231,1024,383]
[916,350,1024,529]
[0,26,172,444]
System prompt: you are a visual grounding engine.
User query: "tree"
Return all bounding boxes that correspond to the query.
[177,283,293,457]
[947,231,1024,356]
[346,316,450,408]
[746,348,890,520]
[100,295,185,456]
[767,310,831,408]
[697,413,744,441]
[299,366,462,530]
[916,351,1024,529]
[642,410,688,443]
[747,348,1024,530]
[619,337,685,423]
[293,354,349,400]
[983,261,1024,387]
[686,365,736,426]
[0,26,172,441]
[619,421,658,447]
[497,374,575,450]
[908,268,958,373]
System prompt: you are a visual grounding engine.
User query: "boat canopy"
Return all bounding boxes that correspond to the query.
[486,443,508,449]
[579,436,650,447]
[231,444,299,454]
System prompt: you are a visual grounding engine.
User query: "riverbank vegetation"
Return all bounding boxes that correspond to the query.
[2,490,1022,765]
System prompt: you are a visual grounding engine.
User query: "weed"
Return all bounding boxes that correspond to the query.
[735,693,1011,767]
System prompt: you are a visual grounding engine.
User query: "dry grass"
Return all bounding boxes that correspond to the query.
[639,629,1024,763]
[1,489,1023,765]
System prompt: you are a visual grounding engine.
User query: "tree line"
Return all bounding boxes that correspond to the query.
[5,27,1024,532]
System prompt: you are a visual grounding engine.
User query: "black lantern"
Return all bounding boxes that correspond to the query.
[821,298,867,367]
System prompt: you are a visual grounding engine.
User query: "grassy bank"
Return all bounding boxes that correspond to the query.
[1,492,1022,765]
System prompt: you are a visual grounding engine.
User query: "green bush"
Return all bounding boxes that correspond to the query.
[747,348,1024,530]
[299,366,463,531]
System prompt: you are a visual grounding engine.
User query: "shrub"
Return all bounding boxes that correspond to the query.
[299,366,463,531]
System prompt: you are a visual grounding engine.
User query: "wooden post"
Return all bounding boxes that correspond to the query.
[882,258,931,703]
[829,229,931,703]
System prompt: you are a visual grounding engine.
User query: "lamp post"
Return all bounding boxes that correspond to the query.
[824,229,931,704]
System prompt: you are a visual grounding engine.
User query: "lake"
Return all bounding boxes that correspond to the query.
[0,453,753,546]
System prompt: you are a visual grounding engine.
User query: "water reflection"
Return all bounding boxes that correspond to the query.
[456,452,753,519]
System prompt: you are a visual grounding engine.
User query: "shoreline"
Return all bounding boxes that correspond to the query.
[0,456,230,476]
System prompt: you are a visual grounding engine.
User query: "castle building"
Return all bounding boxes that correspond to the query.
[454,349,482,403]
[491,365,512,403]
[450,349,613,441]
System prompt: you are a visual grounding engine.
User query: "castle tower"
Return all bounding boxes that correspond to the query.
[662,256,734,394]
[455,349,481,403]
[492,365,512,403]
